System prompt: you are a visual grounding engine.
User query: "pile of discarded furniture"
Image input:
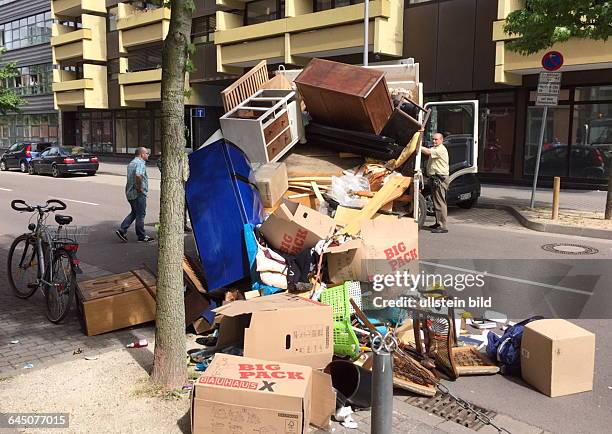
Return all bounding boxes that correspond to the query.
[74,58,597,434]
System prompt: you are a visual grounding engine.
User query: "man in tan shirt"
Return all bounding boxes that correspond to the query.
[421,132,450,233]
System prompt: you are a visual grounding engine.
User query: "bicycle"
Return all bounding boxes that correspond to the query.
[7,199,81,323]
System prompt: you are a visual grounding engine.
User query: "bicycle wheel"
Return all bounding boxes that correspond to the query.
[45,249,76,323]
[7,234,39,299]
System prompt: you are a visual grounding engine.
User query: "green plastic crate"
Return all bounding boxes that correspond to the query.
[321,282,362,358]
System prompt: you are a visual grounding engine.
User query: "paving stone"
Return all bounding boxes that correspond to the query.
[477,414,544,434]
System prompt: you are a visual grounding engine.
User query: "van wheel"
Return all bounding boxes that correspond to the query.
[19,161,27,173]
[457,197,478,209]
[0,160,7,171]
[28,164,35,175]
[417,193,427,228]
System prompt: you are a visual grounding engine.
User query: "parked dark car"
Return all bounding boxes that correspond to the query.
[0,142,54,173]
[29,146,99,178]
[524,145,605,179]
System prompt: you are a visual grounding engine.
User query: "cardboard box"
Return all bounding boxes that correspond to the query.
[252,162,289,208]
[214,293,334,369]
[325,214,419,284]
[521,319,595,397]
[191,354,335,434]
[259,200,335,255]
[77,269,156,336]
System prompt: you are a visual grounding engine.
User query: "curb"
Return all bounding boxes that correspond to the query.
[478,201,612,240]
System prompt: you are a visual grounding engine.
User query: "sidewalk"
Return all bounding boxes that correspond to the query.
[97,161,161,180]
[480,184,612,240]
[0,342,544,434]
[480,184,607,212]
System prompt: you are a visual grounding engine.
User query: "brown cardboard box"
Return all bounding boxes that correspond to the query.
[191,353,335,434]
[252,162,289,208]
[259,200,335,255]
[214,293,334,369]
[521,319,595,397]
[325,215,419,284]
[77,269,156,336]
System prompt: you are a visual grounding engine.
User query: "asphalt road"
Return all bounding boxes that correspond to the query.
[0,168,611,433]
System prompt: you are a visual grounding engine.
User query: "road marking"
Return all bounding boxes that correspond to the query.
[53,197,100,206]
[0,187,12,191]
[420,260,593,296]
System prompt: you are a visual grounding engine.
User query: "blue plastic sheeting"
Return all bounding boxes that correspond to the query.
[186,139,265,291]
[244,224,283,296]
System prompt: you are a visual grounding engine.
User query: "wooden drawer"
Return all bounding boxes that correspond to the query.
[263,112,289,144]
[267,128,293,161]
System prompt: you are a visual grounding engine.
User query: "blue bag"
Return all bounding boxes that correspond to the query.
[486,316,543,375]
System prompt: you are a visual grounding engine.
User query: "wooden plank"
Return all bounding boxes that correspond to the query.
[288,176,332,183]
[339,176,412,236]
[288,192,314,199]
[310,181,325,204]
[183,256,206,294]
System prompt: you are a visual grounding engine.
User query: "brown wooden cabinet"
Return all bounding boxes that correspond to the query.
[295,59,393,134]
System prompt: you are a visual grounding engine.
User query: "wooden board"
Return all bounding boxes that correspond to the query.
[338,176,412,236]
[77,269,157,336]
[183,256,206,294]
[452,346,500,376]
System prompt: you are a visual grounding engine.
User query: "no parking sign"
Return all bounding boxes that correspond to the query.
[542,51,564,71]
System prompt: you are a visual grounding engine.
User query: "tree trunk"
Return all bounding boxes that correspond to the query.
[606,161,612,220]
[151,0,192,389]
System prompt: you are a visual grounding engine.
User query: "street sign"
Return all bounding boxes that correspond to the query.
[535,94,559,107]
[536,71,561,107]
[192,107,205,118]
[542,51,564,71]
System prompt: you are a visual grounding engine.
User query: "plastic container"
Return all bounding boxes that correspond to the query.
[325,360,372,409]
[321,283,362,358]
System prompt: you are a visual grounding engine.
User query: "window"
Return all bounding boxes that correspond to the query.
[575,85,612,102]
[570,103,612,179]
[524,106,571,177]
[314,0,362,12]
[192,15,216,43]
[479,92,516,174]
[3,64,53,96]
[0,12,52,50]
[245,0,284,25]
[0,113,58,148]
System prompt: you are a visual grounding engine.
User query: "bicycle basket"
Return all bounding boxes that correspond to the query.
[48,226,90,244]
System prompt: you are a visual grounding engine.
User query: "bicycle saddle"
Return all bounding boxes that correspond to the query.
[55,215,73,226]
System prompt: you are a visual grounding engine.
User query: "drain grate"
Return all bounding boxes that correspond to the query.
[541,243,599,255]
[404,393,497,431]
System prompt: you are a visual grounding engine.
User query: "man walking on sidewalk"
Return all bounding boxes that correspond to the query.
[115,147,155,243]
[421,132,449,233]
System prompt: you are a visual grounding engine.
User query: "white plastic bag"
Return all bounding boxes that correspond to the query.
[329,174,370,208]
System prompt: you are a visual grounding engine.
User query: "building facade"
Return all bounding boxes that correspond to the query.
[3,0,609,187]
[0,0,58,148]
[404,0,612,188]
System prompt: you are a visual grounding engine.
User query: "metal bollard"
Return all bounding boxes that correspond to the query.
[371,331,398,434]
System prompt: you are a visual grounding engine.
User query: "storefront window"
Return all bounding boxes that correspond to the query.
[479,92,515,174]
[575,86,612,102]
[0,113,58,148]
[570,103,612,179]
[524,106,570,177]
